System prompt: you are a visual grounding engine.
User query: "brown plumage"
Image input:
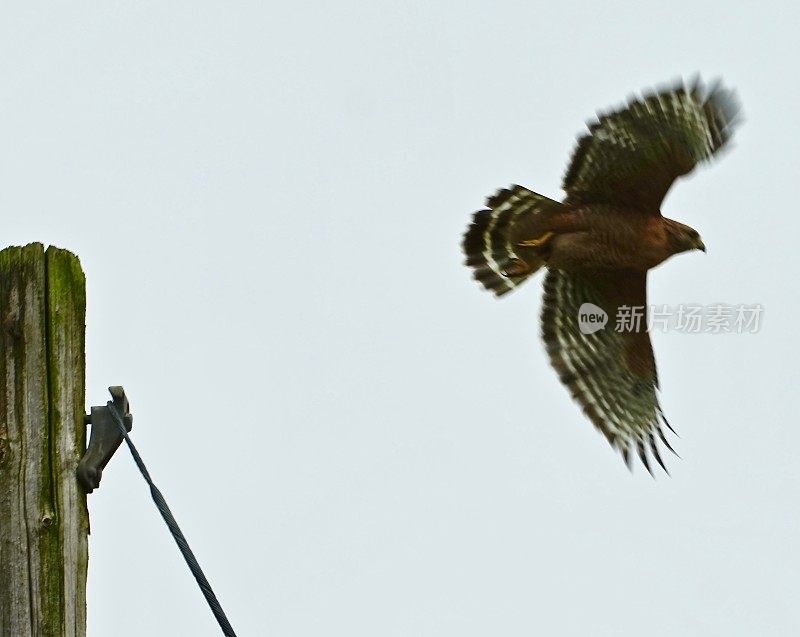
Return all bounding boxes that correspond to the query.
[462,77,740,472]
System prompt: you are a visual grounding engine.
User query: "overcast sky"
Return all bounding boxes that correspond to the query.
[2,2,799,635]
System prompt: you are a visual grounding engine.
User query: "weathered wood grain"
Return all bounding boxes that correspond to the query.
[0,243,87,637]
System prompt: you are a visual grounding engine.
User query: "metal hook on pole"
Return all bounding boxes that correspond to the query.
[76,386,132,493]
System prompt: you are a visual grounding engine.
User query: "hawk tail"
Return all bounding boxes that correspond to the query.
[462,185,559,297]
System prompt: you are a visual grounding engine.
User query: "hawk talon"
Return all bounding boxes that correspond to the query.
[517,231,555,248]
[501,258,534,278]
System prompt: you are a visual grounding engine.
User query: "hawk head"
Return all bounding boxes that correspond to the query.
[665,218,706,255]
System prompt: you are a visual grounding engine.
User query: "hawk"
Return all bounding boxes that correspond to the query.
[462,78,740,472]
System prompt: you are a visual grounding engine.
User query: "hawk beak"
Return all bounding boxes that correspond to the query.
[696,239,706,253]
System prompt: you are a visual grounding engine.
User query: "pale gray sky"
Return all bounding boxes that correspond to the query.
[2,2,799,635]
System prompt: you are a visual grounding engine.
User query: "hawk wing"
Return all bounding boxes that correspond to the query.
[562,78,740,211]
[540,268,674,472]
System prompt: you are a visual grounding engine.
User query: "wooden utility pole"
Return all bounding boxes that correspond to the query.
[0,243,88,637]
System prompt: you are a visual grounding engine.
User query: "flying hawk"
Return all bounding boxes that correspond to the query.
[462,77,740,472]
